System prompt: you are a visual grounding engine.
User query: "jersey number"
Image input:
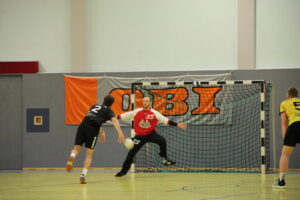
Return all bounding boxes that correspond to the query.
[293,102,300,111]
[91,105,102,113]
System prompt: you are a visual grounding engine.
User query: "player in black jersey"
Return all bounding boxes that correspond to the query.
[66,95,125,184]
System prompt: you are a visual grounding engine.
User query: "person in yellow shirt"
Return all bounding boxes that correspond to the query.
[273,87,300,189]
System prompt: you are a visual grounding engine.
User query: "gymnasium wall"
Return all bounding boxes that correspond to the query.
[87,0,237,71]
[1,69,300,170]
[0,76,23,169]
[0,0,71,73]
[1,0,300,73]
[256,0,300,68]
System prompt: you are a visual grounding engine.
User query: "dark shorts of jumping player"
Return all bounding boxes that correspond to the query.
[75,120,99,149]
[284,121,300,147]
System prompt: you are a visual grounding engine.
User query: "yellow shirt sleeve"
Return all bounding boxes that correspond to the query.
[279,101,285,115]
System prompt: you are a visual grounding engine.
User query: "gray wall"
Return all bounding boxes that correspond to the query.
[0,76,23,170]
[0,69,300,170]
[21,74,130,168]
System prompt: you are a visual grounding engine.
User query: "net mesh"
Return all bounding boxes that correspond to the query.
[132,82,271,173]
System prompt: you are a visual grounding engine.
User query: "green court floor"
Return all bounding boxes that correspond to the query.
[0,171,299,200]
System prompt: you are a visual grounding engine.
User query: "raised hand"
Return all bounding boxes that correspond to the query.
[178,123,187,129]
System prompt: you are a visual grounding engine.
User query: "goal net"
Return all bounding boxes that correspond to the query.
[131,81,271,173]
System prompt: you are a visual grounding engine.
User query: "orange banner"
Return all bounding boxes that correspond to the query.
[65,76,98,124]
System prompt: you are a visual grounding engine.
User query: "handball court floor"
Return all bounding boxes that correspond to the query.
[1,170,300,200]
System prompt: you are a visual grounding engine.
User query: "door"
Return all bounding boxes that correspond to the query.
[0,75,23,169]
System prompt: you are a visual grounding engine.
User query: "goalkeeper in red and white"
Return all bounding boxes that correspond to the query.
[115,96,187,177]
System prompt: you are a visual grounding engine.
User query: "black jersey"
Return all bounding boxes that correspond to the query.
[83,104,115,128]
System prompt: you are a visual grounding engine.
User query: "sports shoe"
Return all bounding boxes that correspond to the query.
[272,179,286,189]
[162,157,176,166]
[66,156,74,172]
[80,175,86,184]
[115,172,126,177]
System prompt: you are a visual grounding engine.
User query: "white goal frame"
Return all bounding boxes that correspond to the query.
[130,80,267,174]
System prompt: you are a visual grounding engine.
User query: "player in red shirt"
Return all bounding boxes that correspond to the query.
[115,96,187,177]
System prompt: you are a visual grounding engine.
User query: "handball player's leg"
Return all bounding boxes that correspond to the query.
[273,145,294,189]
[116,138,145,177]
[66,145,82,172]
[149,133,176,166]
[80,148,94,184]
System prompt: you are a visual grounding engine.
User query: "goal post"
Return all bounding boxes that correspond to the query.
[130,80,271,174]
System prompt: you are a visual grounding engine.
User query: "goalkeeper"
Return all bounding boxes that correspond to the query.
[115,96,187,177]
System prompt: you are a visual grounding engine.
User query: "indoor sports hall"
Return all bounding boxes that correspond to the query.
[1,1,300,200]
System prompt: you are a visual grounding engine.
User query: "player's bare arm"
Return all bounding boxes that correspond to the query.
[111,117,125,143]
[280,113,288,139]
[99,128,106,142]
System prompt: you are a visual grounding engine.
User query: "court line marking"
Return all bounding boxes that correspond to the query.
[199,193,256,200]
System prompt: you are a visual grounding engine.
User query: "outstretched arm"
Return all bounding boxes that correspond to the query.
[169,120,187,129]
[280,113,288,139]
[99,128,106,142]
[153,109,188,129]
[177,122,187,129]
[111,117,126,143]
[118,109,139,120]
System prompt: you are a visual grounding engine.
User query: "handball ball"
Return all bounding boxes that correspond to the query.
[124,138,134,150]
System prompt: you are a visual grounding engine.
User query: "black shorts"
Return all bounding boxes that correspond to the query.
[75,120,99,149]
[284,121,300,147]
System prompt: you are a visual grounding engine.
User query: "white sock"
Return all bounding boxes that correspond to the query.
[279,173,286,181]
[82,168,88,177]
[70,151,76,158]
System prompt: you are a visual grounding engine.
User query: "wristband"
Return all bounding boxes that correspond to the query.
[169,120,178,126]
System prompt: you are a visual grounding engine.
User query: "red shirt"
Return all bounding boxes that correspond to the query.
[118,108,170,136]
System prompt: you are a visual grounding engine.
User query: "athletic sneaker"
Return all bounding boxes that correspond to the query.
[272,179,286,189]
[80,175,86,184]
[66,156,74,172]
[162,157,176,166]
[115,172,126,177]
